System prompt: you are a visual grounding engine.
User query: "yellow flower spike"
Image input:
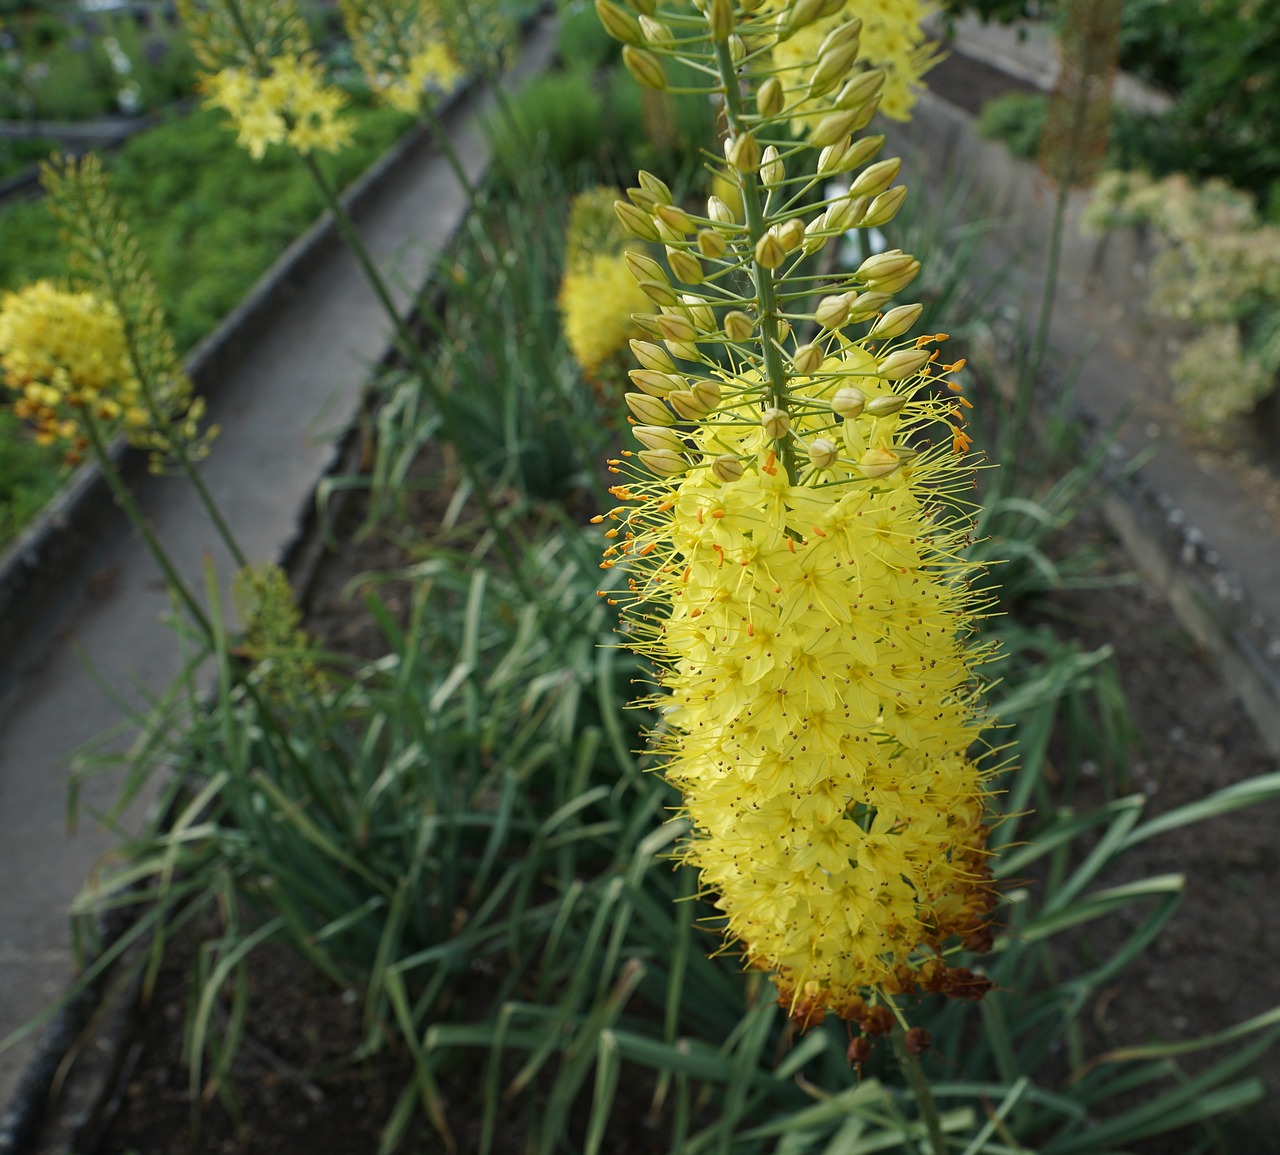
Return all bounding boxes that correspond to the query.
[600,0,998,1026]
[560,188,653,376]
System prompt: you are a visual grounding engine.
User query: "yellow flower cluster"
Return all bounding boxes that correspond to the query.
[602,339,995,1019]
[201,54,353,159]
[766,0,940,125]
[0,281,134,458]
[340,0,464,115]
[559,188,653,377]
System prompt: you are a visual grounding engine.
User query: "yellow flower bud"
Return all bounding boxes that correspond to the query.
[814,292,853,329]
[622,45,666,89]
[877,348,931,380]
[630,339,676,372]
[682,294,716,332]
[843,133,885,169]
[849,157,902,200]
[657,310,697,342]
[832,385,866,417]
[785,0,826,35]
[655,202,695,234]
[691,378,721,409]
[803,211,831,253]
[810,108,860,148]
[629,368,685,395]
[707,0,734,40]
[668,247,704,285]
[723,310,755,341]
[861,185,908,228]
[809,39,860,99]
[708,195,737,226]
[638,170,673,205]
[638,278,681,307]
[857,250,920,294]
[762,406,790,439]
[817,138,852,175]
[728,132,762,174]
[627,184,660,211]
[625,249,667,283]
[711,453,744,482]
[754,231,787,269]
[633,423,687,452]
[827,194,866,234]
[758,76,784,119]
[639,14,674,44]
[777,217,806,252]
[665,337,701,362]
[808,436,839,469]
[792,341,824,375]
[728,32,745,62]
[835,68,884,110]
[857,445,900,477]
[760,145,784,188]
[865,393,905,416]
[868,303,922,339]
[614,200,661,242]
[638,447,687,475]
[595,0,643,45]
[668,388,710,419]
[847,290,892,321]
[625,391,675,424]
[697,228,728,259]
[818,16,862,55]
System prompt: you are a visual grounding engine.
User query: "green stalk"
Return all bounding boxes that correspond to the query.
[298,151,532,593]
[712,40,800,486]
[892,1028,947,1155]
[57,170,252,570]
[81,411,214,642]
[1012,179,1070,467]
[177,458,249,569]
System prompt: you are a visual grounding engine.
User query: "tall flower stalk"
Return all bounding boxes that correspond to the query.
[595,0,998,1046]
[0,156,253,640]
[179,0,533,586]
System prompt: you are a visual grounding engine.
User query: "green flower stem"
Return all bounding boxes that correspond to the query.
[298,151,534,596]
[178,457,249,570]
[891,1028,947,1155]
[81,411,215,643]
[56,170,252,571]
[713,39,799,487]
[1011,179,1070,472]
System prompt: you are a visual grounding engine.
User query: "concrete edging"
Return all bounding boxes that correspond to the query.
[894,85,1280,757]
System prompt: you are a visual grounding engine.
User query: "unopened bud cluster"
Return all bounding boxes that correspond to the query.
[596,0,994,1025]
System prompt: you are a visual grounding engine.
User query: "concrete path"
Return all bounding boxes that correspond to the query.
[0,16,555,1118]
[892,31,1280,754]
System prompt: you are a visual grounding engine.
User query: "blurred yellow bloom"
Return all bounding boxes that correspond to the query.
[201,53,352,159]
[559,188,652,376]
[766,0,940,129]
[0,281,133,456]
[340,0,464,115]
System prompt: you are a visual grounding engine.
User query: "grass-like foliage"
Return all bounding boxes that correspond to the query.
[6,4,1280,1152]
[43,157,1280,1154]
